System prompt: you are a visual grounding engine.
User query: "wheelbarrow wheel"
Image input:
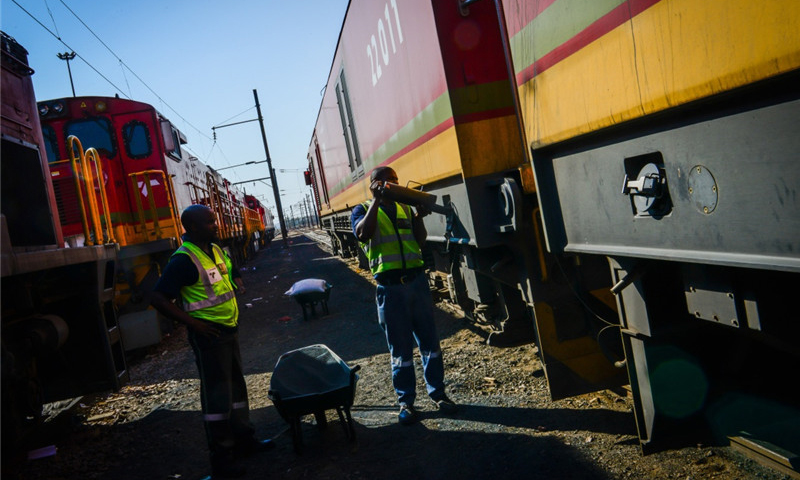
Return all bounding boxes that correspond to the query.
[314,410,328,430]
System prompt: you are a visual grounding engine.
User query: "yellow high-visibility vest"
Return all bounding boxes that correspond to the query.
[359,201,424,275]
[174,241,238,327]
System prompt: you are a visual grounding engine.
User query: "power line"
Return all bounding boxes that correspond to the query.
[11,0,130,98]
[44,0,60,38]
[56,0,211,141]
[14,0,253,191]
[11,0,212,143]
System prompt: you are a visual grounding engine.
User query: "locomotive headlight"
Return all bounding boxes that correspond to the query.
[95,101,107,112]
[52,102,64,113]
[38,104,49,116]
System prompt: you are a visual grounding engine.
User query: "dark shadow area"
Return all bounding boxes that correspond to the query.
[23,403,620,480]
[6,234,633,480]
[373,403,636,437]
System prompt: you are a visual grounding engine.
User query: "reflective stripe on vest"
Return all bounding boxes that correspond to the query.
[174,242,238,327]
[359,201,424,275]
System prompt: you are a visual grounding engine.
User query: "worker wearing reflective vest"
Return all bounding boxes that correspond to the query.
[352,167,457,426]
[177,241,238,324]
[151,205,273,479]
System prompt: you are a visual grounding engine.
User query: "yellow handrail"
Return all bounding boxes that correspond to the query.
[67,135,113,245]
[165,173,183,246]
[128,169,181,244]
[67,136,91,243]
[86,147,116,243]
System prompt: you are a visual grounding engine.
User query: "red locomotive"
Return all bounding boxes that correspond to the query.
[1,29,271,462]
[1,30,127,463]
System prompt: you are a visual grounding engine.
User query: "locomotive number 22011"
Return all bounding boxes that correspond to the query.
[367,0,403,87]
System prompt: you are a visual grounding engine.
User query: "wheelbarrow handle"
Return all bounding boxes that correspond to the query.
[349,365,361,385]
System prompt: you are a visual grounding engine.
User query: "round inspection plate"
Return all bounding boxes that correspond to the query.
[687,165,718,214]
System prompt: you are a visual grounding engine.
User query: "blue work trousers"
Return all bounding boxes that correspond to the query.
[376,272,445,406]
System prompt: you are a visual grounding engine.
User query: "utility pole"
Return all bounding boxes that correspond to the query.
[304,194,312,228]
[253,89,288,247]
[57,52,77,97]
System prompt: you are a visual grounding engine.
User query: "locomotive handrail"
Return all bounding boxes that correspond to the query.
[86,148,116,244]
[165,173,182,246]
[205,171,230,239]
[67,135,113,245]
[127,169,181,245]
[202,171,250,241]
[185,176,264,262]
[68,137,91,243]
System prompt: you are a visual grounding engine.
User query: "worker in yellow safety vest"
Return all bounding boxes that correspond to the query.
[151,204,273,479]
[351,166,458,425]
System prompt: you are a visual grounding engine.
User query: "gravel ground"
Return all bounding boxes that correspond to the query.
[6,231,790,480]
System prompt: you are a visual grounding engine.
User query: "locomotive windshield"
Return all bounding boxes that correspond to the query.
[65,117,116,158]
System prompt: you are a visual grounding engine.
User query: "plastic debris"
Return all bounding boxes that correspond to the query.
[27,445,57,460]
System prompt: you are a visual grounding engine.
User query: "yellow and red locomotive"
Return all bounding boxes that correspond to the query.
[307,0,800,464]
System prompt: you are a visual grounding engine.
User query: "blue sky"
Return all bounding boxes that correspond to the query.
[2,0,348,217]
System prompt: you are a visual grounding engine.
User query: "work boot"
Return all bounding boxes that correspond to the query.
[398,404,418,425]
[432,395,458,414]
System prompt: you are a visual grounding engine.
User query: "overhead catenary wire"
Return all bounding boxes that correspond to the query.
[54,0,211,142]
[12,0,270,201]
[11,0,213,144]
[11,0,130,99]
[44,0,61,38]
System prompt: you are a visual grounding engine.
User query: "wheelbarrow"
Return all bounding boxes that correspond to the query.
[285,279,332,320]
[268,344,359,453]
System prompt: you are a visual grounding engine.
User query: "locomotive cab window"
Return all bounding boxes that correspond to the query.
[160,120,183,162]
[335,69,363,180]
[65,117,116,158]
[122,120,152,159]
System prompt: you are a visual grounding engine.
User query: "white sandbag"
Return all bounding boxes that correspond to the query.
[285,278,329,296]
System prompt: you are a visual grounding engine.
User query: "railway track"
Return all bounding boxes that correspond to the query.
[296,229,332,250]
